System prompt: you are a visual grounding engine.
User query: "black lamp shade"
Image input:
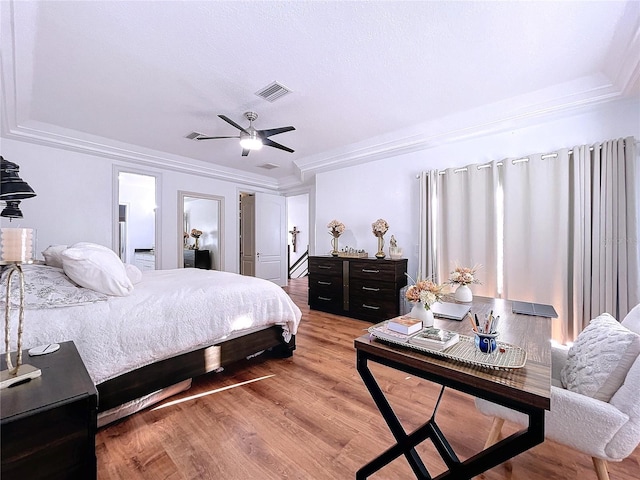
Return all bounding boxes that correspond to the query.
[1,157,36,200]
[0,201,24,219]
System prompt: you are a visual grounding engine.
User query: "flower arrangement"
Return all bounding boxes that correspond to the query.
[405,277,446,308]
[327,220,345,238]
[190,228,203,239]
[449,264,482,286]
[371,218,389,237]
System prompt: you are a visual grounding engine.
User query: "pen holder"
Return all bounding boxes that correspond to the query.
[474,332,499,354]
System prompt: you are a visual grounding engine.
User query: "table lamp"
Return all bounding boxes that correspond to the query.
[1,157,41,388]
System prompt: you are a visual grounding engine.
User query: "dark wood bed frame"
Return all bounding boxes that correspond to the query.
[97,326,295,412]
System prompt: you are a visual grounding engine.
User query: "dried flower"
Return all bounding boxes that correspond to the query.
[191,228,203,238]
[449,264,482,286]
[405,278,446,308]
[183,231,189,239]
[371,218,389,237]
[327,220,345,238]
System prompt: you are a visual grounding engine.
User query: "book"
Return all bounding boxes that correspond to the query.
[368,322,412,344]
[387,315,423,335]
[368,322,459,352]
[407,327,459,351]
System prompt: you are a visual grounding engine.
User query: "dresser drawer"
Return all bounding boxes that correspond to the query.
[350,291,398,321]
[309,257,343,276]
[349,260,402,282]
[308,286,344,312]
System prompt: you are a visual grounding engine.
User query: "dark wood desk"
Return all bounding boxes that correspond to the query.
[354,296,552,479]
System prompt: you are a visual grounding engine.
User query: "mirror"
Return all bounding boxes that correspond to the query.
[116,170,160,271]
[178,191,224,270]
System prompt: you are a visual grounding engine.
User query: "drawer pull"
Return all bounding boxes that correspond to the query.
[361,268,380,273]
[317,281,332,286]
[362,286,380,292]
[318,265,332,269]
[318,296,332,301]
[362,304,380,310]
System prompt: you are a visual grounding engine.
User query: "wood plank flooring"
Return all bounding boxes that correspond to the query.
[96,277,639,479]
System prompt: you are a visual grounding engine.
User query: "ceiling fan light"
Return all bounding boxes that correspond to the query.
[239,136,263,150]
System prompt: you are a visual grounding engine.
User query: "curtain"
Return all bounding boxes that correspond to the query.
[419,136,639,343]
[502,150,572,341]
[436,162,500,298]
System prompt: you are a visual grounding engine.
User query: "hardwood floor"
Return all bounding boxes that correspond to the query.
[96,277,639,479]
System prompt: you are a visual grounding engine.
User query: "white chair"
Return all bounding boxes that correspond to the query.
[475,304,640,480]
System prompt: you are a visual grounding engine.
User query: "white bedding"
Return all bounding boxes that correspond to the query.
[2,268,302,384]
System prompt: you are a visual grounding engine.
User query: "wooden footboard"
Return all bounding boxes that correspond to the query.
[97,326,295,412]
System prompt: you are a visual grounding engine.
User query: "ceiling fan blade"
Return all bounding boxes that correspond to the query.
[195,135,238,140]
[218,115,249,134]
[241,148,250,157]
[263,138,294,153]
[258,126,296,138]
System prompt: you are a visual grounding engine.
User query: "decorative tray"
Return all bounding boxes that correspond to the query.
[368,328,527,370]
[337,252,368,258]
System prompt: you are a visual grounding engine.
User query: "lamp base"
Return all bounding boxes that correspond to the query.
[0,363,41,389]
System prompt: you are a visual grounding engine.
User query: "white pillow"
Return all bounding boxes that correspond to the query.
[42,244,68,268]
[125,263,143,285]
[61,243,133,296]
[560,313,640,402]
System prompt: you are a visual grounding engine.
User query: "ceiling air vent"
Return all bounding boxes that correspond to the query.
[185,131,204,140]
[258,163,279,170]
[255,81,292,102]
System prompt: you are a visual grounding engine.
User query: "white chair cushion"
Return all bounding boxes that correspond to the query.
[622,303,640,334]
[61,242,133,296]
[560,313,640,402]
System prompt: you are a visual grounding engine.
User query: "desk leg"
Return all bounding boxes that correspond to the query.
[357,352,430,479]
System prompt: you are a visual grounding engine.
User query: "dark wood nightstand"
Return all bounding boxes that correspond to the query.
[1,341,97,480]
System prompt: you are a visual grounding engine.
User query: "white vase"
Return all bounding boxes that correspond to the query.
[454,284,473,302]
[409,301,434,327]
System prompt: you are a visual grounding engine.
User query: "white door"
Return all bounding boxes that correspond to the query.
[255,192,287,286]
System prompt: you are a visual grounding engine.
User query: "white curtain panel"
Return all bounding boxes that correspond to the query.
[419,171,438,282]
[576,138,639,331]
[501,150,572,341]
[435,161,500,298]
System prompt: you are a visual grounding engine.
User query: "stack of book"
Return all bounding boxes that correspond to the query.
[369,318,460,352]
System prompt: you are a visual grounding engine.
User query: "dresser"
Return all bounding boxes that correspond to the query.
[1,341,97,480]
[308,256,407,322]
[184,249,211,269]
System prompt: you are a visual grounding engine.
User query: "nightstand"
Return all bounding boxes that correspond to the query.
[1,341,97,480]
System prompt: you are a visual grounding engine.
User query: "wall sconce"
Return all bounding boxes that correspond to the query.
[1,156,37,220]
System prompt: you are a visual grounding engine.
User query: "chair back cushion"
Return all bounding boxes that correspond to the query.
[560,313,640,402]
[622,303,640,334]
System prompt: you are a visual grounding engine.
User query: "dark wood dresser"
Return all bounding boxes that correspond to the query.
[1,341,97,480]
[309,256,407,322]
[184,249,211,269]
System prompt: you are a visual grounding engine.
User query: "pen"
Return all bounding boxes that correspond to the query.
[468,313,477,332]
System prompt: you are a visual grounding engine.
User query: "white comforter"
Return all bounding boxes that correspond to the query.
[4,269,302,384]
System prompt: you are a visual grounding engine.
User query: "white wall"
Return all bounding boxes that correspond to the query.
[0,138,272,272]
[314,98,640,279]
[286,193,309,276]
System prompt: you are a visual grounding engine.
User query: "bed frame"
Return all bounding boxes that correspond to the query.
[96,326,295,412]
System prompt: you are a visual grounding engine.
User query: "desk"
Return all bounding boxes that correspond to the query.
[354,296,551,479]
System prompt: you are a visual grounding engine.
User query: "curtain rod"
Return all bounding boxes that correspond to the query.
[417,138,637,178]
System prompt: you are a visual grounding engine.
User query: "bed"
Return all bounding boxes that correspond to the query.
[1,258,302,423]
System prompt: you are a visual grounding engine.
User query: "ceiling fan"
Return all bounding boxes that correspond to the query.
[194,111,295,156]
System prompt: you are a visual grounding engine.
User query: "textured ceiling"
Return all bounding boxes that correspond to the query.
[1,1,638,189]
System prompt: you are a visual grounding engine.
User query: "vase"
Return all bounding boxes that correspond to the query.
[454,284,472,302]
[375,235,385,259]
[331,236,339,256]
[409,301,434,327]
[194,237,200,250]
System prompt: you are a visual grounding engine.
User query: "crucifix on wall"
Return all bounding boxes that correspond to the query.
[289,226,301,252]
